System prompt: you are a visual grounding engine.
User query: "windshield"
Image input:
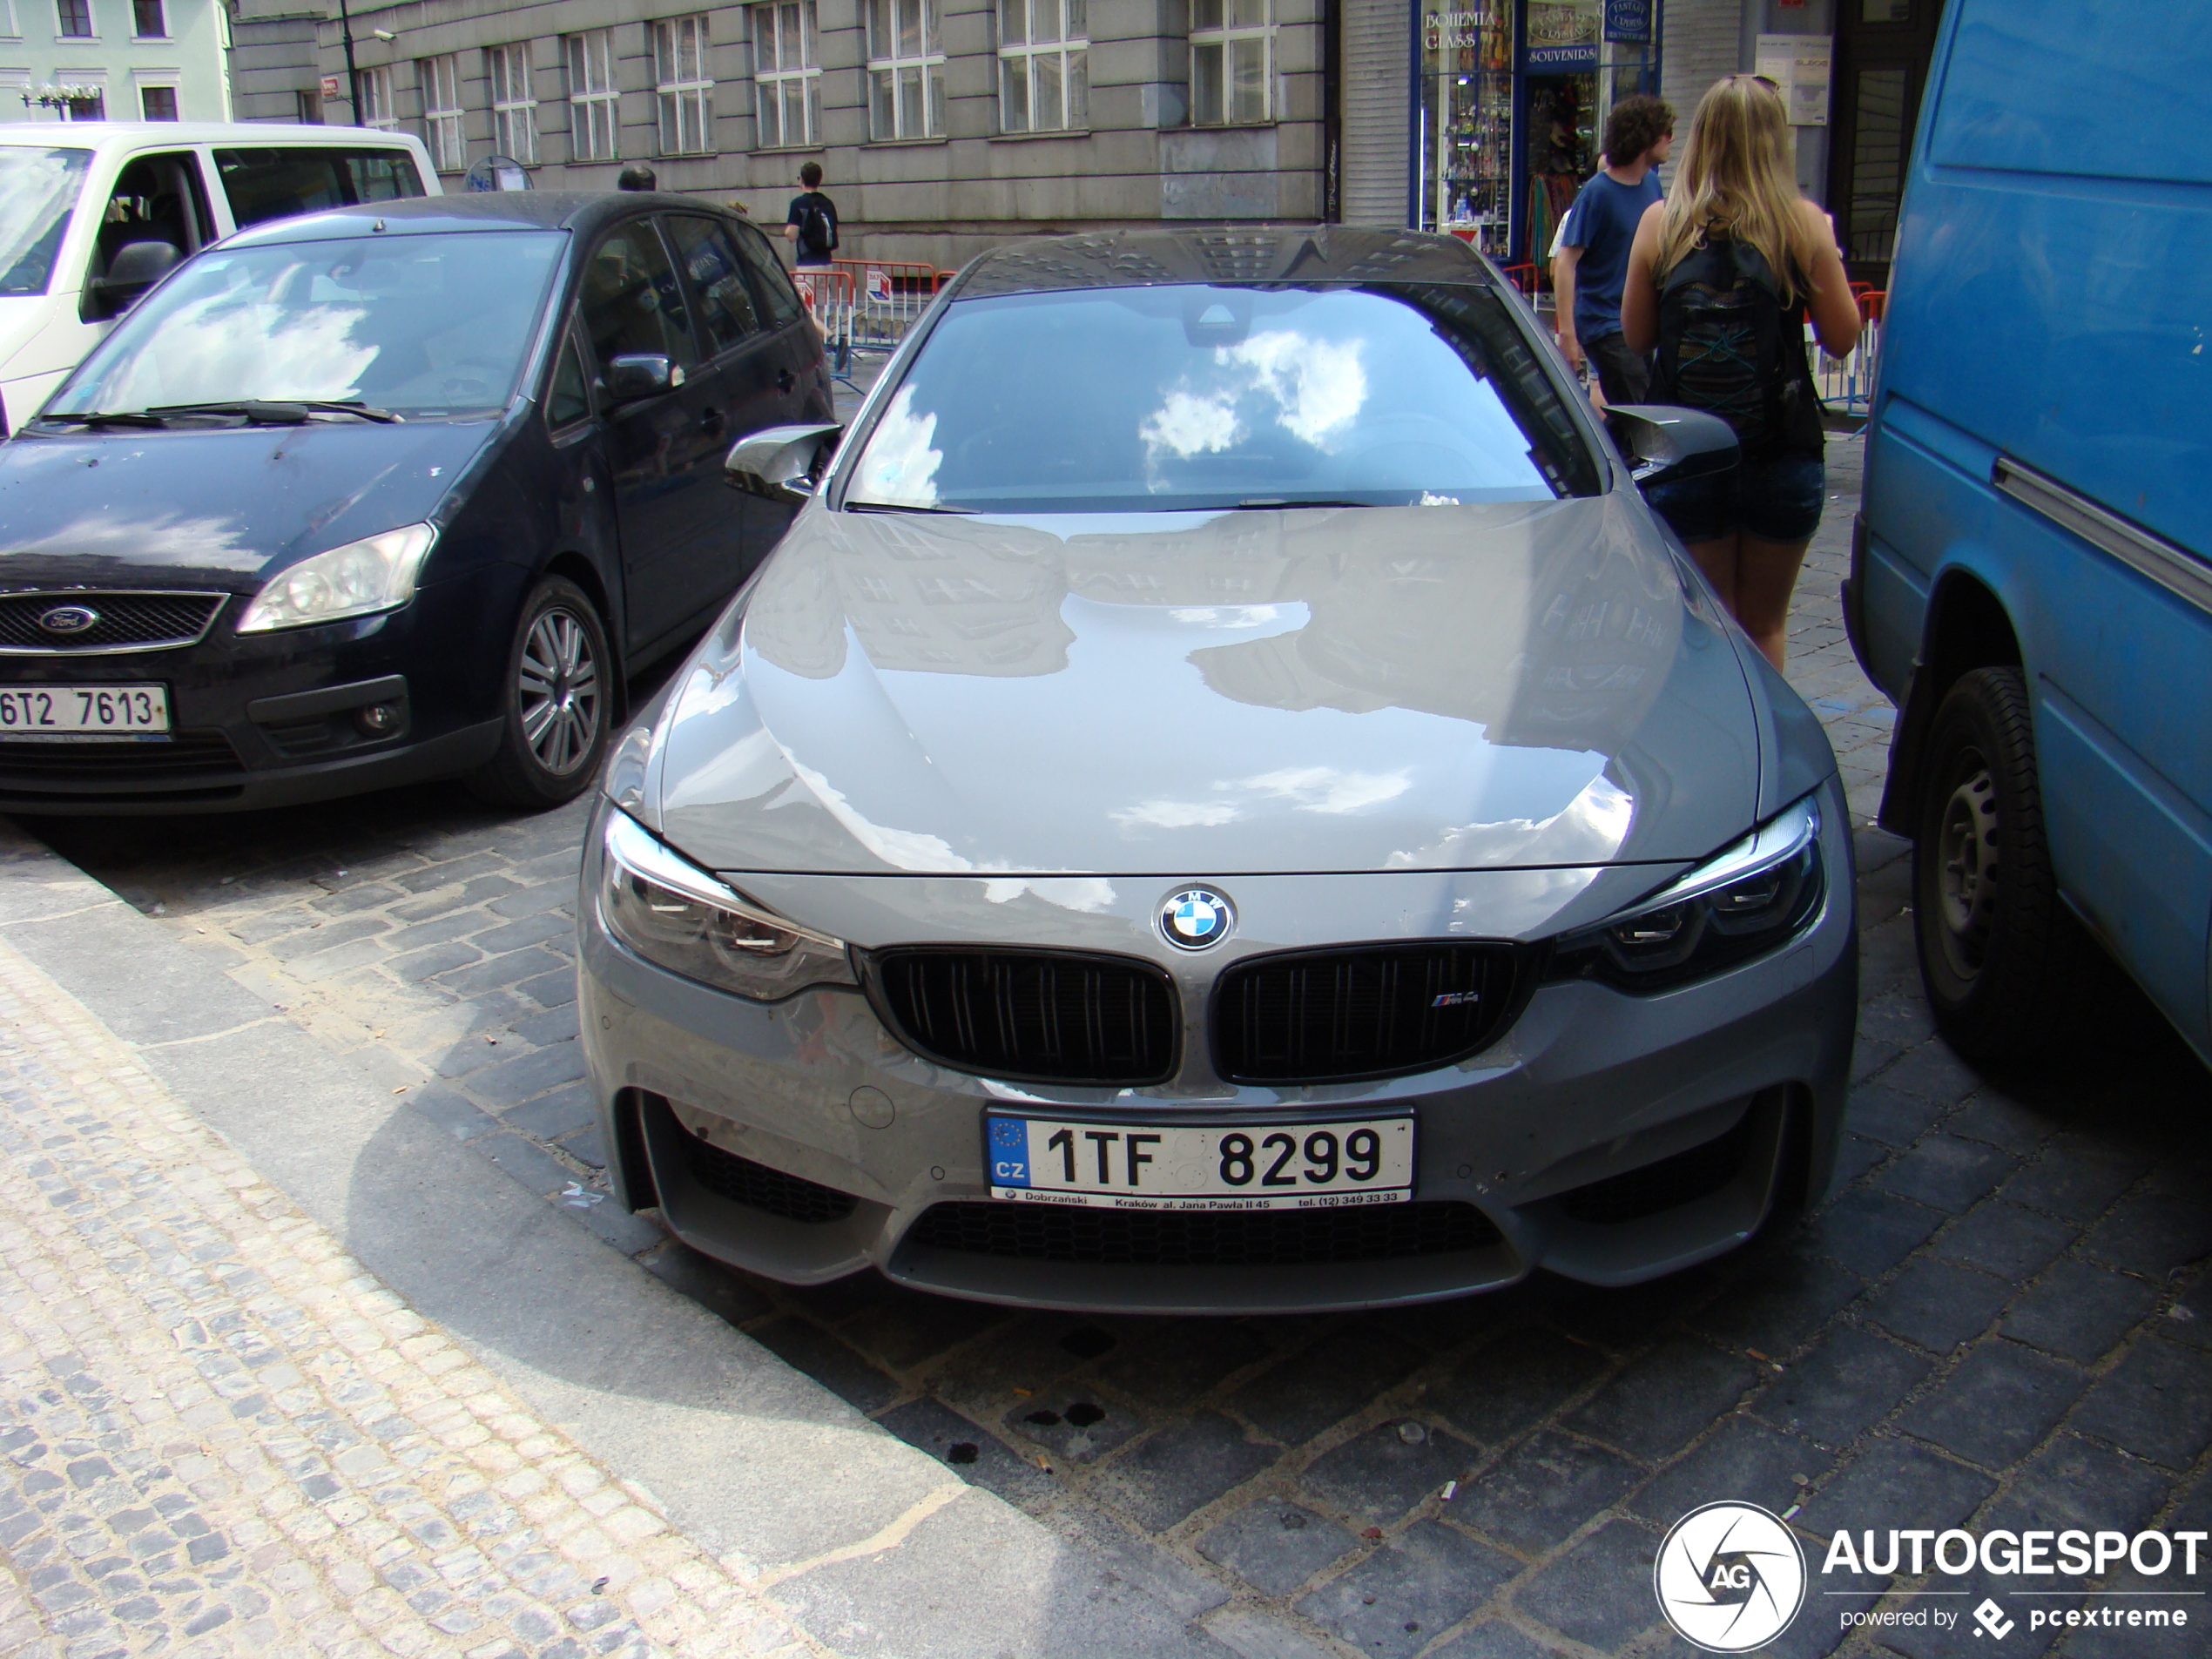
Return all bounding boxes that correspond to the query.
[54,229,566,419]
[846,282,1601,512]
[0,146,92,296]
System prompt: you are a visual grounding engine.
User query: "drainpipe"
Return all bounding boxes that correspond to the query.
[338,0,361,125]
[1321,0,1341,222]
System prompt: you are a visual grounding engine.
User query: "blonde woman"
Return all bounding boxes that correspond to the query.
[1620,75,1862,670]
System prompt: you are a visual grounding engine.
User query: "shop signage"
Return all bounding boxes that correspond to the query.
[1603,0,1650,42]
[320,73,341,98]
[1526,44,1600,67]
[1755,32,1834,125]
[1526,0,1599,68]
[1424,8,1490,51]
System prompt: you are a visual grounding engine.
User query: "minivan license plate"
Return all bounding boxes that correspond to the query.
[985,1114,1414,1210]
[0,685,170,738]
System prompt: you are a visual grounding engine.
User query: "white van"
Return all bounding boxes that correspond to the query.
[0,122,442,431]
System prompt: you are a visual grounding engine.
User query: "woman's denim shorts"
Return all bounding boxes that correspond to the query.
[1645,451,1826,543]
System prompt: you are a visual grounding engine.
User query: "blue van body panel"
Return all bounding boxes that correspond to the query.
[1856,0,2212,1057]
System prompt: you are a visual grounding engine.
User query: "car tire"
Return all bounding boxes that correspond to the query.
[464,575,611,811]
[1911,665,2087,1059]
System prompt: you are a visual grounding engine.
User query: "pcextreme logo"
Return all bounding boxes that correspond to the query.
[1655,1502,1808,1652]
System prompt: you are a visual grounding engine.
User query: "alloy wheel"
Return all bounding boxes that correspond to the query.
[1934,760,2000,981]
[516,605,601,776]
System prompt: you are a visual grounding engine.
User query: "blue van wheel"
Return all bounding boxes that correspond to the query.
[1910,667,2087,1060]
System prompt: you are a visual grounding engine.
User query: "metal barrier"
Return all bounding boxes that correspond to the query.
[788,266,858,383]
[831,259,943,354]
[1817,288,1885,417]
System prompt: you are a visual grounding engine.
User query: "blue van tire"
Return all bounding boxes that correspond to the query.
[1910,667,2086,1059]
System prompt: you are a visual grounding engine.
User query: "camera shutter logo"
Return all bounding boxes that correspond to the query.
[1654,1501,1807,1652]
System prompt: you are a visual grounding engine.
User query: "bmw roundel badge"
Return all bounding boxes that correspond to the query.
[1161,887,1234,951]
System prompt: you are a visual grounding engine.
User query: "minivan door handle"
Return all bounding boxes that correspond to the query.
[776,368,797,394]
[699,406,725,435]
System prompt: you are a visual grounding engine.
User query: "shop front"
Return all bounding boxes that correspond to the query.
[1415,0,1656,270]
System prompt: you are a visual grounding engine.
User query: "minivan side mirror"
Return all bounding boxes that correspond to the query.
[84,239,181,321]
[725,422,844,504]
[604,354,684,401]
[1607,405,1740,486]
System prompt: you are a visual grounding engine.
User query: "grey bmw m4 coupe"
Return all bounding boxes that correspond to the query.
[577,229,1857,1314]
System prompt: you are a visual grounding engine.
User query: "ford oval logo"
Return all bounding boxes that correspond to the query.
[37,604,99,636]
[1161,887,1234,951]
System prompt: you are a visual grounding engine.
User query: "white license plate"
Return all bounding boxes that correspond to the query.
[0,684,170,738]
[985,1114,1415,1211]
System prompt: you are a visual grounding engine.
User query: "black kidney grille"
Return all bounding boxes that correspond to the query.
[906,1200,1501,1266]
[1213,942,1524,1084]
[0,591,226,652]
[0,731,240,778]
[683,1131,857,1224]
[873,948,1177,1084]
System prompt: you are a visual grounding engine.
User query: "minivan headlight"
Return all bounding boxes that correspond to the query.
[236,523,438,632]
[599,809,856,1001]
[1548,795,1824,992]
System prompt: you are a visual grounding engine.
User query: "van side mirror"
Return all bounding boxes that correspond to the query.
[604,354,683,401]
[725,422,843,504]
[84,239,181,321]
[1607,405,1740,486]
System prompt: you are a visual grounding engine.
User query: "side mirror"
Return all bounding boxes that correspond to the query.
[725,421,844,504]
[1607,405,1740,486]
[605,354,683,401]
[84,239,181,321]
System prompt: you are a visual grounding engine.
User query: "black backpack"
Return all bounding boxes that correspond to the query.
[1652,233,1823,459]
[795,195,835,260]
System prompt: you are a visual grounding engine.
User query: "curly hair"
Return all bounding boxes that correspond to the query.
[1603,94,1675,167]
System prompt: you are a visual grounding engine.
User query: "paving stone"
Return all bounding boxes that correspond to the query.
[437,946,570,997]
[745,1317,899,1413]
[1004,1390,1144,1465]
[1877,1042,1986,1107]
[1895,1339,2085,1470]
[1863,1258,2011,1353]
[486,883,579,920]
[1629,1414,1828,1526]
[1299,1421,1477,1527]
[2001,1135,2154,1222]
[1102,1413,1275,1531]
[1945,1089,2058,1154]
[386,941,483,983]
[1689,1249,1867,1355]
[2081,1191,2212,1279]
[1567,1339,1762,1462]
[1195,1497,1358,1596]
[833,1282,1005,1370]
[1800,1188,1946,1278]
[1929,1201,2076,1280]
[875,1398,1056,1512]
[380,909,493,954]
[560,1124,608,1169]
[1794,1437,1996,1544]
[1456,1430,1642,1554]
[473,1132,575,1198]
[500,1083,597,1143]
[1513,1519,1662,1652]
[510,1003,583,1047]
[392,850,512,893]
[467,1042,587,1108]
[1844,1082,1948,1149]
[1425,1620,1572,1659]
[388,873,525,923]
[402,1086,500,1145]
[2067,1337,2212,1471]
[1095,1318,1271,1408]
[2002,1259,2161,1363]
[1231,1325,1427,1448]
[1872,1135,2017,1213]
[1295,1521,1518,1659]
[1426,1327,1610,1448]
[471,911,577,954]
[1755,1325,1932,1447]
[1979,1433,2170,1535]
[308,881,406,916]
[1828,1132,1888,1192]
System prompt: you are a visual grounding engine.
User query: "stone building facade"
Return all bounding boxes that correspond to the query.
[1,0,230,125]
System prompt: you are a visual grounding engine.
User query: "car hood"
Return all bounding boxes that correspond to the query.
[0,419,499,588]
[645,495,1762,877]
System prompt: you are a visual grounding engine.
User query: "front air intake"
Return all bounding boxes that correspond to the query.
[869,948,1178,1085]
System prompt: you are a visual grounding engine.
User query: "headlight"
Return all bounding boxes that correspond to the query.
[599,809,856,1001]
[236,523,438,633]
[1548,794,1824,992]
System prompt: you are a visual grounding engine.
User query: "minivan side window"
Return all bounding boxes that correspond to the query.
[665,214,762,354]
[727,221,806,331]
[212,148,428,229]
[546,329,592,428]
[579,223,702,374]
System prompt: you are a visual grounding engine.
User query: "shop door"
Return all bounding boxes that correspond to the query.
[1825,0,1942,288]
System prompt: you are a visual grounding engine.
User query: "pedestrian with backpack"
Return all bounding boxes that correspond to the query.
[784,162,840,268]
[1620,74,1862,671]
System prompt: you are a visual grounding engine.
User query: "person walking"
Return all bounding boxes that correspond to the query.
[1552,94,1673,406]
[784,163,840,268]
[1620,74,1862,671]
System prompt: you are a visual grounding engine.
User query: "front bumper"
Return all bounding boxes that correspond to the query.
[577,784,1858,1314]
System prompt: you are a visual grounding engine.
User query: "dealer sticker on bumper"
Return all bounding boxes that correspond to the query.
[985,1113,1414,1211]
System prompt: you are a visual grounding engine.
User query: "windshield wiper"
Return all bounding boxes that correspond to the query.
[145,399,401,424]
[1235,497,1376,509]
[844,500,974,515]
[37,409,165,428]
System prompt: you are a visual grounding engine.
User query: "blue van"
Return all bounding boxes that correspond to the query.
[1846,0,2212,1063]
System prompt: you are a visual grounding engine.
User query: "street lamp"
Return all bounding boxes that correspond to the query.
[337,0,361,125]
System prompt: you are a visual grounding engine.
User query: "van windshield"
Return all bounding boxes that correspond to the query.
[0,147,93,296]
[52,229,565,421]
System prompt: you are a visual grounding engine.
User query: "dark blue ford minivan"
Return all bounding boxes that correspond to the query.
[1847,0,2212,1063]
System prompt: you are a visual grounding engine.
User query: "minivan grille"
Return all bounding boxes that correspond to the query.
[1212,942,1526,1084]
[872,948,1178,1085]
[906,1199,1501,1266]
[0,732,241,779]
[0,591,226,653]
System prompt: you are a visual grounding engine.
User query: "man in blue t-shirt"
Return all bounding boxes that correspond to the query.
[1552,94,1674,406]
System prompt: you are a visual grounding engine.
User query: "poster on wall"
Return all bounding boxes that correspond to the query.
[1754,32,1833,125]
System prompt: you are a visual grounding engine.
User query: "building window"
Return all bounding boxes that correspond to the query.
[55,0,91,37]
[751,1,819,150]
[294,87,322,122]
[139,84,176,118]
[1190,0,1272,125]
[489,44,537,164]
[566,28,618,161]
[420,54,464,172]
[653,15,712,155]
[866,0,943,140]
[998,0,1085,132]
[132,0,164,37]
[361,64,397,131]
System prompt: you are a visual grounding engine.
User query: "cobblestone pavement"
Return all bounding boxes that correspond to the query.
[0,938,817,1659]
[21,432,2212,1658]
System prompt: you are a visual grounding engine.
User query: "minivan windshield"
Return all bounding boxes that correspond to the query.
[846,282,1600,513]
[53,228,565,421]
[0,147,92,296]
